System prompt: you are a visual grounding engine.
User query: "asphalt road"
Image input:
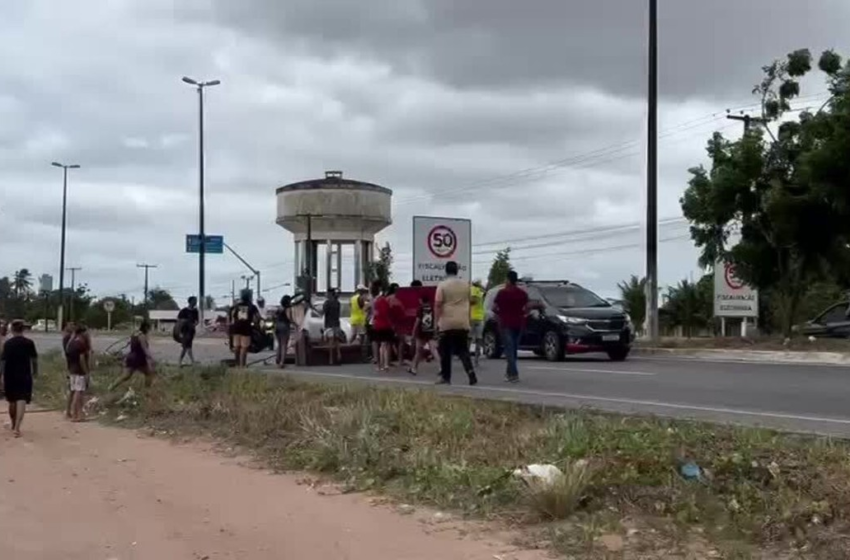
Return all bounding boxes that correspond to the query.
[30,332,850,437]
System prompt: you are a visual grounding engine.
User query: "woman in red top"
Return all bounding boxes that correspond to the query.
[371,284,394,372]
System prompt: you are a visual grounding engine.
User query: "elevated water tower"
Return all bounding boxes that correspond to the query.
[276,171,392,295]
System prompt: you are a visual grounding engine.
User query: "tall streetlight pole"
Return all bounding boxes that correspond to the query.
[182,76,221,328]
[645,0,660,342]
[52,162,81,330]
[67,267,81,323]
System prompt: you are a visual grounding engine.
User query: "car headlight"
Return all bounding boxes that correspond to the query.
[558,315,587,325]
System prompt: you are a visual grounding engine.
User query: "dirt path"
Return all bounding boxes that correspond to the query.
[0,409,547,560]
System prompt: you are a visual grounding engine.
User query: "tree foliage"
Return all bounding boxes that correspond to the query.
[367,242,393,288]
[662,276,713,338]
[681,49,850,336]
[148,288,179,310]
[617,275,646,334]
[486,248,512,289]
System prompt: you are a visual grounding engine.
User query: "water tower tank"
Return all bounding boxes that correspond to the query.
[276,171,392,293]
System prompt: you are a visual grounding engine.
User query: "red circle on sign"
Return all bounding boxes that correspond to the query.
[427,225,458,259]
[724,263,744,290]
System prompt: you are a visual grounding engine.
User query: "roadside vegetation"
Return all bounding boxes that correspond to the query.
[36,354,850,559]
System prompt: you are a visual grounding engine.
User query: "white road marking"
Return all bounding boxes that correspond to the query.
[632,355,850,369]
[527,366,655,376]
[278,368,850,427]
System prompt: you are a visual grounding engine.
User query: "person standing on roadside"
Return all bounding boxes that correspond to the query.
[408,293,438,376]
[62,322,76,418]
[470,279,486,365]
[177,296,199,367]
[274,295,293,368]
[387,283,407,367]
[229,289,261,367]
[434,261,477,386]
[0,320,38,437]
[322,288,343,365]
[370,282,394,372]
[493,270,531,383]
[65,324,91,422]
[366,281,382,365]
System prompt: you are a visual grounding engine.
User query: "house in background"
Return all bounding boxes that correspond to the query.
[148,310,179,333]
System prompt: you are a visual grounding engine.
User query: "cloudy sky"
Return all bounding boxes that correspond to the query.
[2,0,848,305]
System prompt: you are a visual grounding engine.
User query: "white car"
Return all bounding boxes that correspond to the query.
[300,299,353,344]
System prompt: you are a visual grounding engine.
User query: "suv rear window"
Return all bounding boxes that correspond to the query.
[538,285,609,309]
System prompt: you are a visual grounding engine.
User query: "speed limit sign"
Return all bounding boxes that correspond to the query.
[427,225,457,259]
[413,216,472,286]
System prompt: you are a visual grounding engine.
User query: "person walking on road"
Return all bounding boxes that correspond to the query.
[434,261,477,386]
[322,288,343,365]
[408,293,438,376]
[470,279,486,366]
[493,270,530,383]
[0,320,38,437]
[110,320,155,391]
[274,295,294,368]
[177,296,199,366]
[370,283,394,372]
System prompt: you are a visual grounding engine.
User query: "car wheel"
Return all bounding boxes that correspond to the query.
[607,347,630,362]
[483,329,502,359]
[542,330,564,362]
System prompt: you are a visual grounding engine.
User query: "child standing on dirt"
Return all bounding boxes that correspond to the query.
[408,294,438,376]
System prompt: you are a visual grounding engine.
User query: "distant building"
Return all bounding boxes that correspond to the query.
[148,310,179,333]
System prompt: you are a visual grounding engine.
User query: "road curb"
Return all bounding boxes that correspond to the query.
[633,347,850,366]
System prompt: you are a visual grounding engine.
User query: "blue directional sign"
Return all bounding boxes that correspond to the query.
[185,234,224,254]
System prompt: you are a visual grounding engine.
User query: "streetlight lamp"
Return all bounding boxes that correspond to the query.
[182,76,221,328]
[52,161,81,329]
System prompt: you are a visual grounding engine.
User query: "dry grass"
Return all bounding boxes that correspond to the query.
[34,354,850,558]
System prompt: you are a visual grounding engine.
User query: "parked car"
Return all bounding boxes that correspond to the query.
[800,301,850,339]
[482,280,634,362]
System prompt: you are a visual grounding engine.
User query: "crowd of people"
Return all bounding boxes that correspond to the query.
[0,262,535,436]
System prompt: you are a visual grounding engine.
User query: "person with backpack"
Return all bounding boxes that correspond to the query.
[274,295,293,368]
[109,320,155,391]
[176,296,199,366]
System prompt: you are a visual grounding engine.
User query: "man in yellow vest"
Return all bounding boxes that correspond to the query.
[350,284,368,344]
[469,279,486,366]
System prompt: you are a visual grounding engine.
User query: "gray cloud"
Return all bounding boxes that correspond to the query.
[2,0,843,305]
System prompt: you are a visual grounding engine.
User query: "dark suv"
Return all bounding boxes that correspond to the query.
[482,280,634,362]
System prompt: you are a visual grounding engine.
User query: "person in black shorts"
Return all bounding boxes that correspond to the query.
[229,290,261,367]
[409,294,439,376]
[0,320,38,438]
[177,296,199,366]
[110,320,155,391]
[322,288,343,365]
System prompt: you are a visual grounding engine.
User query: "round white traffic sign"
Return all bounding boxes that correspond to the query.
[427,225,457,259]
[724,263,744,290]
[103,299,115,313]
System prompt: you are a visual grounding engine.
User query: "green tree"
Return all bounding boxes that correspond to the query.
[486,248,512,289]
[148,287,179,310]
[681,49,850,336]
[664,276,713,338]
[367,242,393,288]
[12,269,32,298]
[617,275,646,334]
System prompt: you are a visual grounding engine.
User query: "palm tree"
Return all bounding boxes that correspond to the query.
[665,278,712,338]
[12,269,33,298]
[617,275,647,335]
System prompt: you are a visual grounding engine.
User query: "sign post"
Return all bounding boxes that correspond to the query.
[103,299,116,331]
[412,216,472,286]
[185,234,224,254]
[713,261,759,336]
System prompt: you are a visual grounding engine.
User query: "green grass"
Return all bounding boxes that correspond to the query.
[36,354,850,558]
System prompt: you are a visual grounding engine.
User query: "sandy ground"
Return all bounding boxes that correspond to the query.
[0,408,548,560]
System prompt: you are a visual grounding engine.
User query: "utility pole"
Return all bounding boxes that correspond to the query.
[182,76,221,329]
[726,112,768,133]
[645,0,660,342]
[67,267,81,323]
[51,162,81,329]
[137,263,157,313]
